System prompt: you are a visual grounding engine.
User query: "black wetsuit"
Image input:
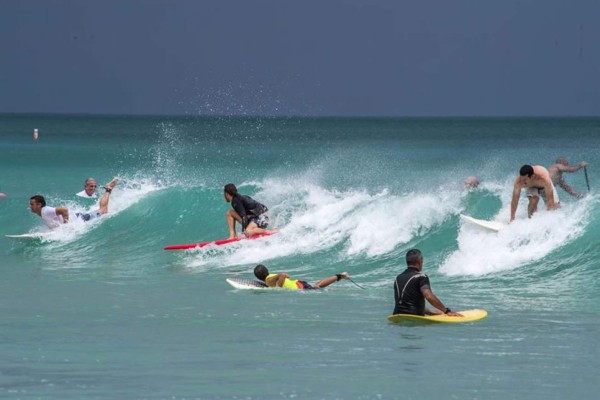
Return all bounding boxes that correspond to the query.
[393,267,431,316]
[230,194,268,230]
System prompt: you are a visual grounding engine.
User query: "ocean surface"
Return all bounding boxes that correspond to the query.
[1,114,599,399]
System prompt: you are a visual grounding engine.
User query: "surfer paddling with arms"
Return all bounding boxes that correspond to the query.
[254,264,350,290]
[224,183,270,239]
[30,178,119,229]
[548,157,588,199]
[393,249,462,317]
[511,165,559,222]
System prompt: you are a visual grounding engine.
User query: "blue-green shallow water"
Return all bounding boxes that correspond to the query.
[1,114,599,399]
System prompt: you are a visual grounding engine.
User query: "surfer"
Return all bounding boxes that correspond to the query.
[29,178,119,229]
[76,177,99,199]
[464,176,480,189]
[224,183,269,239]
[254,264,350,290]
[393,249,462,317]
[510,165,559,222]
[548,157,587,199]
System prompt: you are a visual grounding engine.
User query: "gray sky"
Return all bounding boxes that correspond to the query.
[1,0,599,116]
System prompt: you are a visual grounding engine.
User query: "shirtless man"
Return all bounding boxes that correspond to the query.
[548,157,587,199]
[30,178,118,229]
[510,165,559,222]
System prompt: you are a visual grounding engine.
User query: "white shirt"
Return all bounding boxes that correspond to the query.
[41,206,64,229]
[76,190,97,199]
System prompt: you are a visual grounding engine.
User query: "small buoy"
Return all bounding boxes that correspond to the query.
[33,128,39,141]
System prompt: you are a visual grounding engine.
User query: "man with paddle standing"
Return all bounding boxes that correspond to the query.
[393,249,462,317]
[224,183,270,239]
[510,165,559,222]
[548,157,588,199]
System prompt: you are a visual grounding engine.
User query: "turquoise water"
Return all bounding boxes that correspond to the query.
[1,114,599,399]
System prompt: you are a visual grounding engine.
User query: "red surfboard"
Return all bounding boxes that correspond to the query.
[163,231,277,250]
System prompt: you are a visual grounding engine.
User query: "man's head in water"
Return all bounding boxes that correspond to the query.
[224,183,238,203]
[84,178,97,196]
[254,264,269,281]
[464,176,480,188]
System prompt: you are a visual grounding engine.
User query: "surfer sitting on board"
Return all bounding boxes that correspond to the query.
[393,249,462,317]
[510,165,559,222]
[254,264,350,290]
[29,178,119,229]
[548,157,587,199]
[224,183,269,239]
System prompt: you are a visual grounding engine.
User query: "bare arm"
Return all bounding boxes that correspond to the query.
[55,206,70,223]
[557,162,585,173]
[422,288,462,317]
[510,178,521,222]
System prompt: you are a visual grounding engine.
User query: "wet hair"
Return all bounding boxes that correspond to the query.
[254,264,269,281]
[224,183,238,197]
[84,178,96,186]
[555,157,569,166]
[30,195,46,207]
[406,249,422,266]
[519,165,534,177]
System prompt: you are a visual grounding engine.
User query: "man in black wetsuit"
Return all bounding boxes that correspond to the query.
[393,249,462,317]
[224,183,269,239]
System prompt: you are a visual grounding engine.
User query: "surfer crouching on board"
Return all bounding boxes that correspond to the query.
[29,178,119,229]
[510,165,559,222]
[393,249,462,317]
[254,264,349,290]
[224,183,269,239]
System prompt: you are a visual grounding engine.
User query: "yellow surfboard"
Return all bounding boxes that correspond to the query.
[387,309,487,324]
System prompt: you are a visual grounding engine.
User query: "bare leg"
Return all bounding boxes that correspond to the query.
[226,209,242,239]
[313,272,349,288]
[244,221,267,237]
[98,178,119,215]
[527,196,539,218]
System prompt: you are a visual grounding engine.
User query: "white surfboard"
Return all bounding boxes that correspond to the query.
[5,233,48,242]
[226,278,269,290]
[460,214,505,232]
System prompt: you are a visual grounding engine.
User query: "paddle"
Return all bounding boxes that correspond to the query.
[584,166,590,192]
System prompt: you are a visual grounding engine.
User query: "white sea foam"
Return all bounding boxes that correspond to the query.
[440,194,591,277]
[185,179,463,270]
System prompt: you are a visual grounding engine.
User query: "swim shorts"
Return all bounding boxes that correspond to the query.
[75,209,102,222]
[526,187,559,204]
[296,280,316,290]
[251,213,269,229]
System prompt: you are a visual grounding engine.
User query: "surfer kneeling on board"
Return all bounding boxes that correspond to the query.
[29,178,119,229]
[224,183,269,239]
[254,264,349,290]
[393,249,462,317]
[510,165,559,222]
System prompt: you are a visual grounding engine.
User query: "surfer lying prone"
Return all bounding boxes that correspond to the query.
[29,178,119,229]
[254,264,349,290]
